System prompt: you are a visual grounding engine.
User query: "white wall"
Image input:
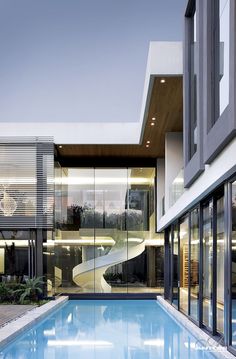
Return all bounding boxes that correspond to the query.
[158,136,236,231]
[164,132,183,212]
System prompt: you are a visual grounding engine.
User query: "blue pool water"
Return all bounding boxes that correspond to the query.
[0,300,220,359]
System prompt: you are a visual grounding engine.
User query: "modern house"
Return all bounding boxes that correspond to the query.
[158,0,236,355]
[0,0,235,355]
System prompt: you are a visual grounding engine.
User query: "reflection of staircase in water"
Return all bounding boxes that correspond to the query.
[73,235,145,293]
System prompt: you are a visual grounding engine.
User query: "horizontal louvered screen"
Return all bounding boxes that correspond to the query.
[0,137,54,229]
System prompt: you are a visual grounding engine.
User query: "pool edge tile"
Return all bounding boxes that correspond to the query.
[156,296,235,359]
[0,296,68,349]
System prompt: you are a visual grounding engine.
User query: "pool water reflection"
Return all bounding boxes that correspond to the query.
[0,300,218,359]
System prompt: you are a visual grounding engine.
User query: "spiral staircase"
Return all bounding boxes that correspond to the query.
[72,237,145,293]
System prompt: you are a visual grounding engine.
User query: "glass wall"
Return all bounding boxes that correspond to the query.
[162,176,236,346]
[172,224,179,308]
[43,230,55,296]
[231,181,236,347]
[95,168,128,293]
[54,168,95,293]
[202,200,213,329]
[190,208,199,322]
[179,216,189,315]
[52,167,164,295]
[164,228,172,301]
[0,230,35,283]
[216,195,224,334]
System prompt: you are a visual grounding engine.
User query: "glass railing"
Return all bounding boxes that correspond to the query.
[169,168,184,207]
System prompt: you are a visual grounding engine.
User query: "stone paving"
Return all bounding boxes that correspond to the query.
[0,305,36,327]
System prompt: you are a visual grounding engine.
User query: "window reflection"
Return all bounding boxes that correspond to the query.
[231,181,236,347]
[0,230,34,283]
[202,200,213,329]
[172,224,179,308]
[216,195,224,334]
[179,216,189,315]
[190,208,199,322]
[53,167,164,295]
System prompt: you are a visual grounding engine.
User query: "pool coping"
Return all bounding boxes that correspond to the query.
[157,296,235,359]
[0,296,68,349]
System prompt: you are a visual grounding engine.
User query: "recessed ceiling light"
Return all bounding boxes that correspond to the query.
[160,78,166,83]
[59,145,63,149]
[151,122,155,126]
[146,144,150,148]
[146,141,150,144]
[152,117,156,121]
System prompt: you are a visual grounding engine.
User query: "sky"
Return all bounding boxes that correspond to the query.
[0,0,186,123]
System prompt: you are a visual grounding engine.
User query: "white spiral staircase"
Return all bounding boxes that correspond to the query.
[72,238,145,293]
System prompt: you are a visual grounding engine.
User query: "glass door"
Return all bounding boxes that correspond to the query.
[172,224,179,308]
[231,181,236,349]
[190,208,200,322]
[216,194,225,335]
[202,200,213,330]
[201,192,225,336]
[179,215,189,315]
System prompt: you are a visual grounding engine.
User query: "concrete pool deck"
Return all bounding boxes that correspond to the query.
[157,296,235,359]
[0,305,36,327]
[0,296,68,348]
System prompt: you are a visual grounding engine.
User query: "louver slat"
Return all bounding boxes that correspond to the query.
[0,137,54,229]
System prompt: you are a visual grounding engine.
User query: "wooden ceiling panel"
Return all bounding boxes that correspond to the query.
[57,76,183,159]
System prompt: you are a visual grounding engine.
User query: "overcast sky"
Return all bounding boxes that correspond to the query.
[0,0,186,123]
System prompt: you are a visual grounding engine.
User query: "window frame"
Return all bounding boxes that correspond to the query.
[203,0,236,164]
[184,0,204,187]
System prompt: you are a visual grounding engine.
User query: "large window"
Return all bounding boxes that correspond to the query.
[172,224,179,308]
[0,230,35,281]
[190,208,200,322]
[165,187,226,338]
[216,195,225,335]
[53,167,164,295]
[231,181,236,348]
[202,200,213,330]
[179,216,189,315]
[165,188,226,336]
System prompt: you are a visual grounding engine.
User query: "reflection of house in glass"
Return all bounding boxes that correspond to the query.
[53,168,163,294]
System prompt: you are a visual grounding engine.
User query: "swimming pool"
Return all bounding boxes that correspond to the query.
[0,300,220,358]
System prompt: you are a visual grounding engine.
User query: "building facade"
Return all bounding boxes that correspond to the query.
[156,0,236,355]
[0,0,236,356]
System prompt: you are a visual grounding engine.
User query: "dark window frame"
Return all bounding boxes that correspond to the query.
[203,0,236,164]
[184,0,204,187]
